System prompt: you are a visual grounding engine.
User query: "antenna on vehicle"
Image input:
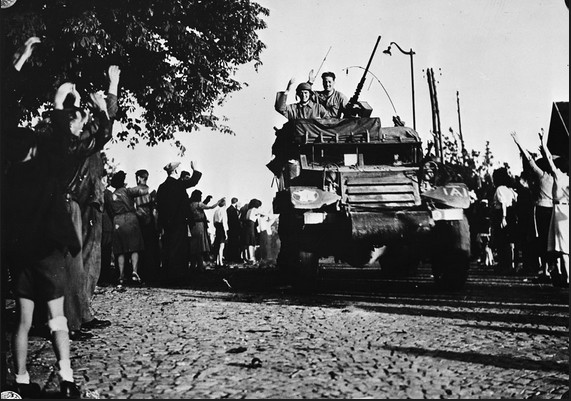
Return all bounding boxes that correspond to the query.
[342,66,398,116]
[314,46,332,79]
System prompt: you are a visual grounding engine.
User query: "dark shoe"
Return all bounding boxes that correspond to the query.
[69,330,93,341]
[551,273,568,288]
[533,273,551,284]
[60,381,81,399]
[12,382,41,398]
[81,318,111,330]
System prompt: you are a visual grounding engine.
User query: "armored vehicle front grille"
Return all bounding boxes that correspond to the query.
[341,169,421,208]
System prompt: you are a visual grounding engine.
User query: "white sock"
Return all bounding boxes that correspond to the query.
[15,371,30,384]
[58,359,74,382]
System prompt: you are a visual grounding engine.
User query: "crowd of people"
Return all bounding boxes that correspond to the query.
[95,161,277,289]
[1,37,276,398]
[467,132,569,287]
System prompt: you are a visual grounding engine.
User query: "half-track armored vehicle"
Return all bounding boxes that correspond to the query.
[267,38,471,291]
[268,117,471,291]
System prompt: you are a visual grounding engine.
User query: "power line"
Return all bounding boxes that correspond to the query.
[342,65,398,115]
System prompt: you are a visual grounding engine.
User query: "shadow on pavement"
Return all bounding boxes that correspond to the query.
[382,344,570,375]
[456,323,570,337]
[87,263,569,331]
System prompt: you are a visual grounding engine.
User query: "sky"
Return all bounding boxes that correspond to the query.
[104,0,569,213]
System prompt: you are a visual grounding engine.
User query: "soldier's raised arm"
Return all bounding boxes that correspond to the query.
[275,77,296,117]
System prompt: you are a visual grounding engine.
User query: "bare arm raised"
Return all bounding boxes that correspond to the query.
[13,37,41,72]
[107,65,121,96]
[275,77,296,117]
[510,131,542,176]
[539,130,557,177]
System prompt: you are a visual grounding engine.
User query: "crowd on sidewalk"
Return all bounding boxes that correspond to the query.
[466,132,568,288]
[0,36,277,399]
[97,165,280,289]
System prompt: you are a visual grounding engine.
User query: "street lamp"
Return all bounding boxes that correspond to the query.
[383,42,416,130]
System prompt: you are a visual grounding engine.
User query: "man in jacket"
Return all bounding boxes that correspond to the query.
[156,161,202,283]
[225,198,242,263]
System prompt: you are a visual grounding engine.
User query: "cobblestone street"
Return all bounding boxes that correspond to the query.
[3,262,569,399]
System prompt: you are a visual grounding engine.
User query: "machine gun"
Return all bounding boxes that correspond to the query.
[343,35,381,118]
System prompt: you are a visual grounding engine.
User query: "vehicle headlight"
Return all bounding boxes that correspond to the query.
[291,188,319,203]
[288,186,341,210]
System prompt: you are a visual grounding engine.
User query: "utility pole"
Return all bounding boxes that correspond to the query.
[456,91,466,165]
[427,69,437,158]
[427,68,442,161]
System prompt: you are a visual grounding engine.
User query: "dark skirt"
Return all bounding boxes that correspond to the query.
[214,222,227,244]
[190,221,210,254]
[243,220,257,246]
[491,207,517,246]
[535,206,553,255]
[112,212,145,255]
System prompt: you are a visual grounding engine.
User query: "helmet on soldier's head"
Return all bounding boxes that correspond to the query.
[295,82,312,93]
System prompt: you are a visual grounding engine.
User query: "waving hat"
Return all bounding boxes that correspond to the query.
[163,161,181,174]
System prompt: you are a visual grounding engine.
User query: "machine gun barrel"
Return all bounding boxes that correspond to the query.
[348,35,381,106]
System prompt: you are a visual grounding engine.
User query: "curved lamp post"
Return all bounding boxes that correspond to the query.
[383,42,416,130]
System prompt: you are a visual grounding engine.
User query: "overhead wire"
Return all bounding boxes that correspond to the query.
[342,65,399,116]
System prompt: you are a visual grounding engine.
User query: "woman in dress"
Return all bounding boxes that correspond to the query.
[188,190,223,270]
[243,199,264,264]
[540,132,569,286]
[511,131,556,281]
[212,198,228,267]
[108,171,146,286]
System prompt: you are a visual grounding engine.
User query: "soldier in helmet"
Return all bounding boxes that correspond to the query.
[275,78,328,120]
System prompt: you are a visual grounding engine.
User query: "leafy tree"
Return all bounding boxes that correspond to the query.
[483,140,494,168]
[442,128,460,165]
[101,151,119,176]
[1,0,269,148]
[429,127,501,194]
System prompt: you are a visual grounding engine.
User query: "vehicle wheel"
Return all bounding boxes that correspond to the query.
[294,251,319,292]
[378,245,421,278]
[276,239,296,272]
[430,215,471,291]
[276,213,301,275]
